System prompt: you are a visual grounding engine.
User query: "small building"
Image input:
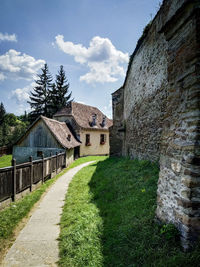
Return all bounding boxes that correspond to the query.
[53,102,113,157]
[13,115,80,164]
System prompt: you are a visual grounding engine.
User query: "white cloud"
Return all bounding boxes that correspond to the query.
[11,83,34,115]
[11,82,35,103]
[103,99,112,119]
[55,35,129,84]
[0,73,5,81]
[0,32,17,42]
[0,49,45,81]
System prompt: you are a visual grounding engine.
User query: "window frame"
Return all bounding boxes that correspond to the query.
[85,134,91,146]
[100,134,106,145]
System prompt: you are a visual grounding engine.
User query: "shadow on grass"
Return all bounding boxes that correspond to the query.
[88,157,200,267]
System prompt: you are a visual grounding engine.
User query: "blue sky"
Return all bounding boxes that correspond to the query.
[0,0,161,118]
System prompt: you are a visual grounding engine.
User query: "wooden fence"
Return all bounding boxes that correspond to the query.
[0,146,12,157]
[0,152,66,203]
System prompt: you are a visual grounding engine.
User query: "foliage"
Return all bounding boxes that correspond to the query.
[28,63,53,121]
[160,223,179,241]
[0,103,6,125]
[0,155,12,168]
[58,157,200,266]
[28,64,73,120]
[0,103,30,147]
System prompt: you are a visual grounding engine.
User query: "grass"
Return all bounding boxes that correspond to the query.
[67,156,107,169]
[0,155,12,168]
[0,155,103,257]
[58,157,200,267]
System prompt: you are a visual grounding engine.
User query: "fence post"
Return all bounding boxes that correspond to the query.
[12,158,16,202]
[29,156,33,192]
[64,151,67,168]
[50,152,52,178]
[42,154,44,184]
[56,152,58,174]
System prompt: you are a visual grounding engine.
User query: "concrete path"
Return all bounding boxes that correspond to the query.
[2,161,95,267]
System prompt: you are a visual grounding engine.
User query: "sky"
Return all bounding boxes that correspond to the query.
[0,0,161,118]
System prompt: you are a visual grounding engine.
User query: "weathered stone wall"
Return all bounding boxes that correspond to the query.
[111,0,200,249]
[110,87,124,156]
[157,0,200,250]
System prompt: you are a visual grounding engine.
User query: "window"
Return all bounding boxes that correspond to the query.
[67,134,71,141]
[85,134,91,146]
[100,134,106,145]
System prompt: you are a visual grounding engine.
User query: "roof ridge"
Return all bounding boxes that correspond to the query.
[42,116,66,125]
[72,101,101,111]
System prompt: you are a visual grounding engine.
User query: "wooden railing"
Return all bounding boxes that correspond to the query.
[0,152,66,203]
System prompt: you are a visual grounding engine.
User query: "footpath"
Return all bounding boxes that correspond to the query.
[1,161,94,267]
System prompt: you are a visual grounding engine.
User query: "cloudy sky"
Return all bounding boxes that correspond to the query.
[0,0,161,118]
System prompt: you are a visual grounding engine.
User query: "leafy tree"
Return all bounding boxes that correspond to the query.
[1,122,9,146]
[17,111,30,125]
[4,113,18,126]
[0,102,6,125]
[28,63,53,121]
[8,122,28,144]
[0,103,30,147]
[49,65,72,116]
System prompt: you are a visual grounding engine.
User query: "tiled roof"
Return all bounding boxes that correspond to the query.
[54,102,113,130]
[41,116,80,149]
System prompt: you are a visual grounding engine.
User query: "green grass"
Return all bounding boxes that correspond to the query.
[0,155,12,168]
[0,155,103,255]
[58,157,200,267]
[68,156,108,170]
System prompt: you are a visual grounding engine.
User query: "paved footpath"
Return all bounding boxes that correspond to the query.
[2,161,95,267]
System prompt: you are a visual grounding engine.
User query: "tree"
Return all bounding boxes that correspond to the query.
[0,102,6,125]
[48,83,58,117]
[28,63,53,121]
[49,65,72,116]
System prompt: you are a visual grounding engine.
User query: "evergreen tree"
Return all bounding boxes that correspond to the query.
[49,65,72,116]
[48,83,58,117]
[0,102,6,125]
[28,63,53,121]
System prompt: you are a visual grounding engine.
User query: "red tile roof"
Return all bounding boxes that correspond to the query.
[54,102,113,130]
[41,116,80,149]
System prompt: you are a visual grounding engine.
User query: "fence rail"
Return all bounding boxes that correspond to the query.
[0,152,66,203]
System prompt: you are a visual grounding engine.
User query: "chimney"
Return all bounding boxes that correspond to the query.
[92,114,97,126]
[102,116,106,127]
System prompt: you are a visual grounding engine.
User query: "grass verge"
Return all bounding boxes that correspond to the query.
[0,156,104,259]
[58,157,200,267]
[0,155,12,168]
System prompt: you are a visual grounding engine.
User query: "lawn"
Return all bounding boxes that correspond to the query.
[59,157,200,267]
[0,155,103,260]
[0,155,12,168]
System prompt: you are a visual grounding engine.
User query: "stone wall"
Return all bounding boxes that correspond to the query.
[110,87,124,156]
[111,0,200,250]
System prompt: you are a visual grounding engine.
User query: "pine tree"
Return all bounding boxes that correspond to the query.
[49,65,72,116]
[0,102,6,125]
[48,83,58,117]
[28,63,53,121]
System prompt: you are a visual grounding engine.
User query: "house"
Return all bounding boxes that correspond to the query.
[13,115,80,164]
[53,102,113,157]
